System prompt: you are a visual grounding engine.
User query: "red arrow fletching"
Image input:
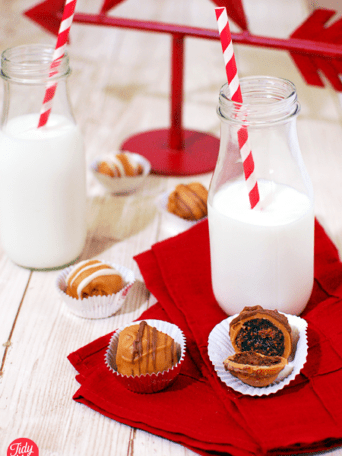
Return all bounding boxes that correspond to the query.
[290,9,342,90]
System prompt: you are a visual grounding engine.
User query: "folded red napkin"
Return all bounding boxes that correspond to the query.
[68,219,342,456]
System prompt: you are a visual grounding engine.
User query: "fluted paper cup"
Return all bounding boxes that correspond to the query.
[208,313,308,396]
[56,262,135,319]
[156,191,206,234]
[105,319,186,393]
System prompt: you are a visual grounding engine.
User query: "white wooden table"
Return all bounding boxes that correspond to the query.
[1,0,342,454]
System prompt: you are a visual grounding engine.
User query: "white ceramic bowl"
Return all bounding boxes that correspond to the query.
[91,152,151,194]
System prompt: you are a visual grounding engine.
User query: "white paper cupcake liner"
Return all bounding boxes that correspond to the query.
[56,262,135,319]
[105,319,186,393]
[156,191,207,234]
[208,313,308,396]
[91,152,151,194]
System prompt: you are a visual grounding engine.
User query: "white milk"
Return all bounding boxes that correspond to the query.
[0,113,87,269]
[208,180,314,315]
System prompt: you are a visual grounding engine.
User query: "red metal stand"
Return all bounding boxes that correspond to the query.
[121,33,219,175]
[121,129,220,175]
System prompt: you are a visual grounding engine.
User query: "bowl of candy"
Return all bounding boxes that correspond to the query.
[91,151,151,194]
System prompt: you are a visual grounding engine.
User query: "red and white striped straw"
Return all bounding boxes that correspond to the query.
[215,7,260,210]
[38,0,77,128]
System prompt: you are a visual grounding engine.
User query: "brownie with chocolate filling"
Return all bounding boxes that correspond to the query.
[230,305,293,359]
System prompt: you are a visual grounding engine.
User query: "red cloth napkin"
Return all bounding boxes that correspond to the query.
[68,219,342,455]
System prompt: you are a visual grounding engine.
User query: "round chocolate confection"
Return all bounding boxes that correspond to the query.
[115,321,180,377]
[167,182,208,221]
[229,305,292,359]
[65,259,124,300]
[98,152,143,178]
[224,351,288,387]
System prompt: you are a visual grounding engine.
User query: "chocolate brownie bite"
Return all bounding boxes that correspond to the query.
[229,305,293,359]
[224,351,288,387]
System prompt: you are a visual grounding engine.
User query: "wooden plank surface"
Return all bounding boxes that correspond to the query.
[1,0,342,455]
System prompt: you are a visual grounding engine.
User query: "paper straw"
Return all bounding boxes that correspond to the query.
[38,0,77,128]
[215,7,260,209]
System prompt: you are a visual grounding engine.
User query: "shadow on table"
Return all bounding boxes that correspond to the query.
[115,280,151,316]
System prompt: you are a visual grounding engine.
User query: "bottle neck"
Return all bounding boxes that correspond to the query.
[0,44,74,127]
[1,44,70,84]
[217,76,300,126]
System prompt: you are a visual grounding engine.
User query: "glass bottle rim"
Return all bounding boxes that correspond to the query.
[0,43,71,84]
[217,76,300,126]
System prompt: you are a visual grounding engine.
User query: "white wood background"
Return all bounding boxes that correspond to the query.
[1,0,342,455]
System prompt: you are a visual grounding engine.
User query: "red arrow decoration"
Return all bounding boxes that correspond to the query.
[24,0,66,37]
[100,0,248,31]
[26,0,249,32]
[290,9,342,91]
[23,1,342,92]
[100,0,128,15]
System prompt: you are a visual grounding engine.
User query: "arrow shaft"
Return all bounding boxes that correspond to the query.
[233,31,342,59]
[71,12,342,59]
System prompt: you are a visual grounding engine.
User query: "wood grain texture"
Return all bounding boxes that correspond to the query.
[1,0,342,455]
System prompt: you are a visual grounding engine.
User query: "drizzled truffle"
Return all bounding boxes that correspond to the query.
[65,259,124,300]
[167,182,208,221]
[97,152,143,178]
[224,351,288,387]
[229,305,293,359]
[115,321,180,376]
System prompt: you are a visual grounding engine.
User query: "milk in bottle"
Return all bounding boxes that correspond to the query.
[0,44,87,269]
[208,180,314,315]
[208,77,314,315]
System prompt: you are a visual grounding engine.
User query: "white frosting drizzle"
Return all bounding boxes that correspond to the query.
[66,260,101,286]
[123,153,140,173]
[65,260,99,284]
[77,268,121,298]
[112,153,140,176]
[111,155,126,176]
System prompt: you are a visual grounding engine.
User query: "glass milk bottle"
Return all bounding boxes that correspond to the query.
[0,44,87,269]
[208,76,314,316]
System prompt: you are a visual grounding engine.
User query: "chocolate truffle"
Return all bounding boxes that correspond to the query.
[224,351,288,387]
[65,259,124,300]
[115,321,180,376]
[97,152,143,178]
[167,182,208,221]
[230,305,292,359]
